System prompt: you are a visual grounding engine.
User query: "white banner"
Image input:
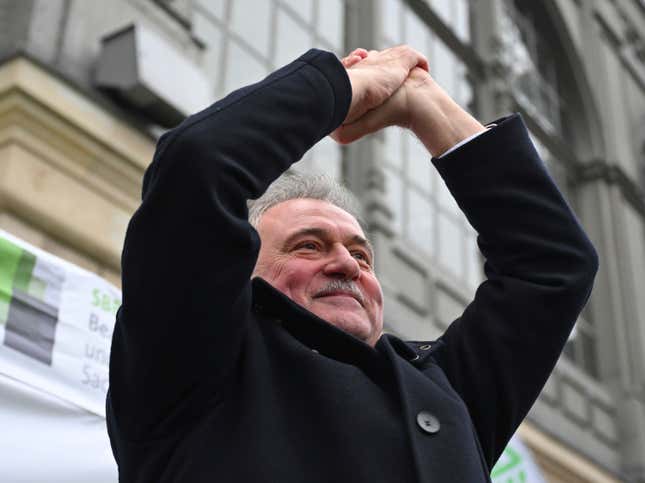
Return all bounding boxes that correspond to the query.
[0,229,119,416]
[492,434,547,483]
[0,229,119,482]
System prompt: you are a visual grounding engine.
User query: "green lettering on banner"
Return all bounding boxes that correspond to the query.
[91,288,120,315]
[14,250,36,293]
[0,238,24,325]
[492,446,525,482]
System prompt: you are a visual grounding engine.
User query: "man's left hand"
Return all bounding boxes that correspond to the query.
[333,48,486,157]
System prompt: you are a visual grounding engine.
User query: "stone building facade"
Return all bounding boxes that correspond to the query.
[0,0,644,481]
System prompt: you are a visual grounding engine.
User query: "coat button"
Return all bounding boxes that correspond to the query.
[419,344,432,350]
[416,411,440,434]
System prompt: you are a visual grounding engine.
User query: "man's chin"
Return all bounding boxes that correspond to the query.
[313,294,364,309]
[314,309,372,342]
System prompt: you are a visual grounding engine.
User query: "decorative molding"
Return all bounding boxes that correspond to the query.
[560,377,591,426]
[519,421,623,482]
[487,34,510,78]
[0,56,154,168]
[0,55,155,270]
[575,160,645,216]
[591,403,620,447]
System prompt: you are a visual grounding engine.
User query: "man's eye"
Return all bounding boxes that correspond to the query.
[297,242,319,250]
[352,252,370,264]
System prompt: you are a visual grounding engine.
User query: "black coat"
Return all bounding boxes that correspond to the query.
[107,49,598,482]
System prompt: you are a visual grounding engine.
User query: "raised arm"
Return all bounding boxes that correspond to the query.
[108,46,429,444]
[335,60,598,467]
[400,72,598,468]
[109,50,352,441]
[430,114,597,468]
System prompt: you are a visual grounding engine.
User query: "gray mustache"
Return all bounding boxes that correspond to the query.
[314,279,364,305]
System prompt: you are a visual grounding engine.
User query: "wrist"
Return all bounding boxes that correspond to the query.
[345,69,371,125]
[408,79,485,157]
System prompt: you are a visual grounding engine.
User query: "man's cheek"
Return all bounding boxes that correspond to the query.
[268,263,304,294]
[365,277,384,305]
[265,257,289,281]
[284,265,320,299]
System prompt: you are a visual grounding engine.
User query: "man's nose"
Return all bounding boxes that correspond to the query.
[322,245,361,280]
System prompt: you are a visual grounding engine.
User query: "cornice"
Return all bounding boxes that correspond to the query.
[576,160,645,216]
[519,420,623,482]
[0,55,155,170]
[0,90,142,212]
[0,55,156,269]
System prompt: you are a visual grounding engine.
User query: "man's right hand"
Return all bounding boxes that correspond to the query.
[340,45,428,126]
[334,47,485,156]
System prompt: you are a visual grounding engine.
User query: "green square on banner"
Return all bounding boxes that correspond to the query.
[0,238,24,325]
[14,250,36,293]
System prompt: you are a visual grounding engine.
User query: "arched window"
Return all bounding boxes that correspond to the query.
[500,0,601,378]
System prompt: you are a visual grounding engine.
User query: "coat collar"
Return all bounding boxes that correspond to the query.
[251,277,380,368]
[251,277,441,367]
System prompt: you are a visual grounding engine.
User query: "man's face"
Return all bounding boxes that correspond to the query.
[253,198,384,347]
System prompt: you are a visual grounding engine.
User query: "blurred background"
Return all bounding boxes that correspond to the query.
[0,0,644,481]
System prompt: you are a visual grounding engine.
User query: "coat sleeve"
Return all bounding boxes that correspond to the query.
[429,114,598,469]
[107,49,351,441]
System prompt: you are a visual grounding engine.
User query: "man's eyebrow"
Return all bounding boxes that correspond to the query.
[282,227,375,260]
[281,228,327,250]
[350,235,375,262]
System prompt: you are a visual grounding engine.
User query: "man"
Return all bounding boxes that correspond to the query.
[107,46,598,482]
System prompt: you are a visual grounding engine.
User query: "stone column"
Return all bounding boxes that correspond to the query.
[469,0,515,121]
[343,0,397,243]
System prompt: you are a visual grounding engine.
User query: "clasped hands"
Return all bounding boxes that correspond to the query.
[332,45,485,158]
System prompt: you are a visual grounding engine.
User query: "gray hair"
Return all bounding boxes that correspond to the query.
[248,171,365,229]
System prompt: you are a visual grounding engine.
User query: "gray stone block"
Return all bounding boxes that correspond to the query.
[591,403,618,445]
[561,379,589,425]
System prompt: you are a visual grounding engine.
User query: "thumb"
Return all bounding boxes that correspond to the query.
[341,54,364,68]
[331,95,405,144]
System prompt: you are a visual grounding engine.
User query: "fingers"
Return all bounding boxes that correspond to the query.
[330,114,379,145]
[341,48,369,68]
[390,44,429,72]
[414,52,429,72]
[341,55,362,68]
[331,94,403,144]
[353,48,369,59]
[344,45,428,73]
[350,45,428,70]
[341,44,429,131]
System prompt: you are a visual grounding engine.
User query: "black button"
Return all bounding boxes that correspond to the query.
[417,411,440,434]
[410,355,420,361]
[419,344,432,350]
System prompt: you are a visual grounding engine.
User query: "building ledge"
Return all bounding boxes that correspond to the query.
[0,55,155,270]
